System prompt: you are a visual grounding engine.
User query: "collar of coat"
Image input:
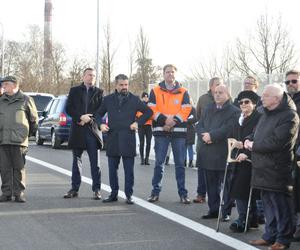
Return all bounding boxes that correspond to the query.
[159,81,184,94]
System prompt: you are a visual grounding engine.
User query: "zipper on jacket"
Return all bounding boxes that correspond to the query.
[162,94,165,105]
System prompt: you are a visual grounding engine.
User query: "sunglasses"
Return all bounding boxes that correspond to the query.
[238,100,251,105]
[285,79,298,85]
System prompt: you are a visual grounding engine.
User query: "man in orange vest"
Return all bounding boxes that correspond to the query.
[147,64,192,204]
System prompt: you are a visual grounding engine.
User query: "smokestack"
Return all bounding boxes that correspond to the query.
[43,0,52,85]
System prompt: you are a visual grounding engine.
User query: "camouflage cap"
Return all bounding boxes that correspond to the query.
[0,75,18,84]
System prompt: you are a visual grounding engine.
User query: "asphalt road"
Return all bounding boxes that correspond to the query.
[0,143,299,250]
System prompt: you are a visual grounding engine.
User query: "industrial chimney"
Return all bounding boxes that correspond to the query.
[43,0,52,85]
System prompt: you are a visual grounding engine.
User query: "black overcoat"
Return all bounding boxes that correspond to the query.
[290,91,300,212]
[196,101,240,171]
[251,93,299,193]
[96,91,153,157]
[229,110,261,200]
[66,83,103,149]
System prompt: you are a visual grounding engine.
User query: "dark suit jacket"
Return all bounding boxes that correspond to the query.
[66,83,103,149]
[96,91,153,157]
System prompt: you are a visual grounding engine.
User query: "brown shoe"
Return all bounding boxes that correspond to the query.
[193,195,206,203]
[268,242,289,250]
[249,239,271,246]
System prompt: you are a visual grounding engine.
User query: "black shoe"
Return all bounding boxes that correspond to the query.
[202,212,218,219]
[63,190,78,199]
[126,196,134,205]
[0,195,12,202]
[93,190,102,200]
[230,219,247,232]
[15,194,26,203]
[145,158,150,165]
[103,196,118,203]
[147,195,159,203]
[188,160,194,168]
[141,158,145,165]
[180,196,191,204]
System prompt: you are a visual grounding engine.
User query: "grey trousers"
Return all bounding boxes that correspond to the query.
[0,145,27,196]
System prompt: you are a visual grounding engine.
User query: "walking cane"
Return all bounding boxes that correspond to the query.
[216,138,238,232]
[244,186,253,233]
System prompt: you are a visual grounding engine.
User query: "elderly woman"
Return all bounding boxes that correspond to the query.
[229,90,261,232]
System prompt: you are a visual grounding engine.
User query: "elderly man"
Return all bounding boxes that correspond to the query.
[245,83,299,250]
[193,77,222,203]
[0,76,38,202]
[196,84,240,220]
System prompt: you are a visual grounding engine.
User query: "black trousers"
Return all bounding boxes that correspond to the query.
[138,125,152,159]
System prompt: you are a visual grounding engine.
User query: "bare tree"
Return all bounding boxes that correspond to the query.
[51,42,67,95]
[100,22,117,93]
[68,56,89,88]
[233,13,298,78]
[131,26,161,93]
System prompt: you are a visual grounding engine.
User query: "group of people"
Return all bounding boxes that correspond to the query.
[0,64,300,250]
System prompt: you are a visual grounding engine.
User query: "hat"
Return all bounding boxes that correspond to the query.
[237,90,259,104]
[141,92,148,98]
[0,76,18,84]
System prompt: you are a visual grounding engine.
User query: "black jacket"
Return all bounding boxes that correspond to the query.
[290,91,300,211]
[230,110,261,200]
[66,83,103,149]
[250,93,299,193]
[96,91,153,157]
[196,101,240,170]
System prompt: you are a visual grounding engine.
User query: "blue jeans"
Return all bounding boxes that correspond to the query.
[151,136,188,197]
[186,145,194,161]
[261,190,293,246]
[71,129,101,192]
[108,156,134,198]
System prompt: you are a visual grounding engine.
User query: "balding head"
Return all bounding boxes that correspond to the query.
[261,83,284,110]
[214,84,230,105]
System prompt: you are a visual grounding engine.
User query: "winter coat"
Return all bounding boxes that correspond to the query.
[148,81,191,138]
[66,83,103,149]
[250,93,299,193]
[229,110,261,200]
[186,107,197,145]
[196,90,214,120]
[196,101,240,171]
[290,91,300,211]
[96,91,153,157]
[0,90,38,147]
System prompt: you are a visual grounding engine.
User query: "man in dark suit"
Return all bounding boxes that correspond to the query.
[96,74,152,204]
[196,84,240,220]
[63,68,104,200]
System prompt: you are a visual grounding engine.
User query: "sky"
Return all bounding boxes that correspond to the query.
[1,0,300,80]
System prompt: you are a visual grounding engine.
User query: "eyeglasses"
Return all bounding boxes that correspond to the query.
[285,79,298,85]
[238,100,251,105]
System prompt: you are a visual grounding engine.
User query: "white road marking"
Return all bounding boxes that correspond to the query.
[27,156,259,250]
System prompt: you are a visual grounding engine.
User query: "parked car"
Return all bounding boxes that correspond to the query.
[35,95,71,149]
[25,92,55,117]
[36,95,107,150]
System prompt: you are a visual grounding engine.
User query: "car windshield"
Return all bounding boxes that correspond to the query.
[31,96,53,111]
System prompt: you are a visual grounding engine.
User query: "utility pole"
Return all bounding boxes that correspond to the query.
[0,22,4,77]
[95,0,100,88]
[44,0,53,85]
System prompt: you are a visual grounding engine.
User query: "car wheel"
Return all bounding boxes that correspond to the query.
[51,130,61,149]
[35,130,44,145]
